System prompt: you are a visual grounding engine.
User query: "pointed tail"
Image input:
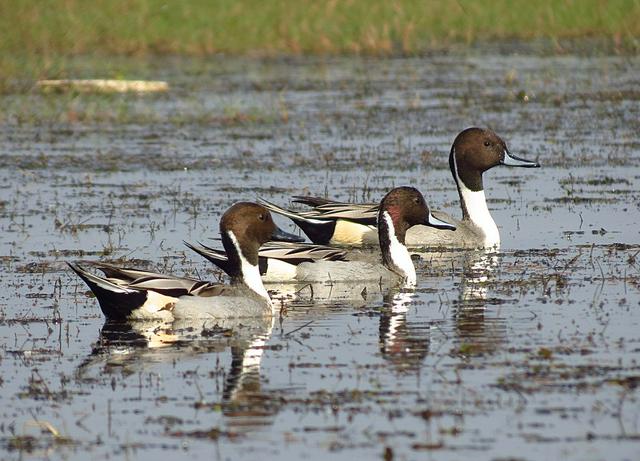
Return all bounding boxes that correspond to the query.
[68,262,146,320]
[183,241,233,276]
[257,198,335,245]
[257,198,323,224]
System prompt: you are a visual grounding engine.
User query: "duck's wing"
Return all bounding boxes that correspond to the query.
[257,197,378,245]
[94,262,163,283]
[293,195,377,215]
[291,196,379,222]
[68,262,229,320]
[91,261,212,296]
[258,197,377,224]
[186,241,348,274]
[126,274,216,297]
[259,241,348,263]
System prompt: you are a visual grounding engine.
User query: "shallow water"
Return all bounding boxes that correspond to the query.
[1,49,640,460]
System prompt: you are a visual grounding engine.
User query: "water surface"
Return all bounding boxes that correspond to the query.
[1,49,639,460]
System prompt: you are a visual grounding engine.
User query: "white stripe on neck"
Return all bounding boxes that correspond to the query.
[382,212,416,286]
[452,149,500,248]
[227,231,272,307]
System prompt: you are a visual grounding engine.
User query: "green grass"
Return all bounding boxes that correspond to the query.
[1,0,639,83]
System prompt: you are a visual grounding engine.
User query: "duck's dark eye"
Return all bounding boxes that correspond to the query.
[413,197,420,204]
[258,213,266,221]
[484,140,491,147]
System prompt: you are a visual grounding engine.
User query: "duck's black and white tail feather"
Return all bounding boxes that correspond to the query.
[183,241,232,274]
[257,198,337,245]
[69,262,228,320]
[68,262,147,320]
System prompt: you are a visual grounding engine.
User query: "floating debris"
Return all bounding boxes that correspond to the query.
[36,79,169,93]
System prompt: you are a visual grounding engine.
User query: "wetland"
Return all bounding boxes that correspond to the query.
[1,47,639,460]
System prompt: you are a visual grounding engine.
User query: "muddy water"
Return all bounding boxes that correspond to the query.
[1,50,640,460]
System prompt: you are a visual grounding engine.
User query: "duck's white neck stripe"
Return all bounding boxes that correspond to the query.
[452,149,500,247]
[381,212,416,286]
[227,231,272,306]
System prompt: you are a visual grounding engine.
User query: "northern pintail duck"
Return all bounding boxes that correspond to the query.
[261,128,539,249]
[193,187,455,286]
[68,202,303,320]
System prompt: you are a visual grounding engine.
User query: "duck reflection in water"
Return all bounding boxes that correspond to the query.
[378,290,431,374]
[381,249,507,371]
[77,316,279,432]
[453,251,507,356]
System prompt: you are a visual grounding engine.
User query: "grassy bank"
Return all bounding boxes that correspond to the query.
[1,0,639,82]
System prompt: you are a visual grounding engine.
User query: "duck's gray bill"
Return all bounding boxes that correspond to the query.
[501,150,540,168]
[271,226,305,243]
[426,213,456,231]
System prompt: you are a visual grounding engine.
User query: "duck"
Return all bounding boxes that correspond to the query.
[68,202,304,321]
[260,127,539,249]
[190,187,455,286]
